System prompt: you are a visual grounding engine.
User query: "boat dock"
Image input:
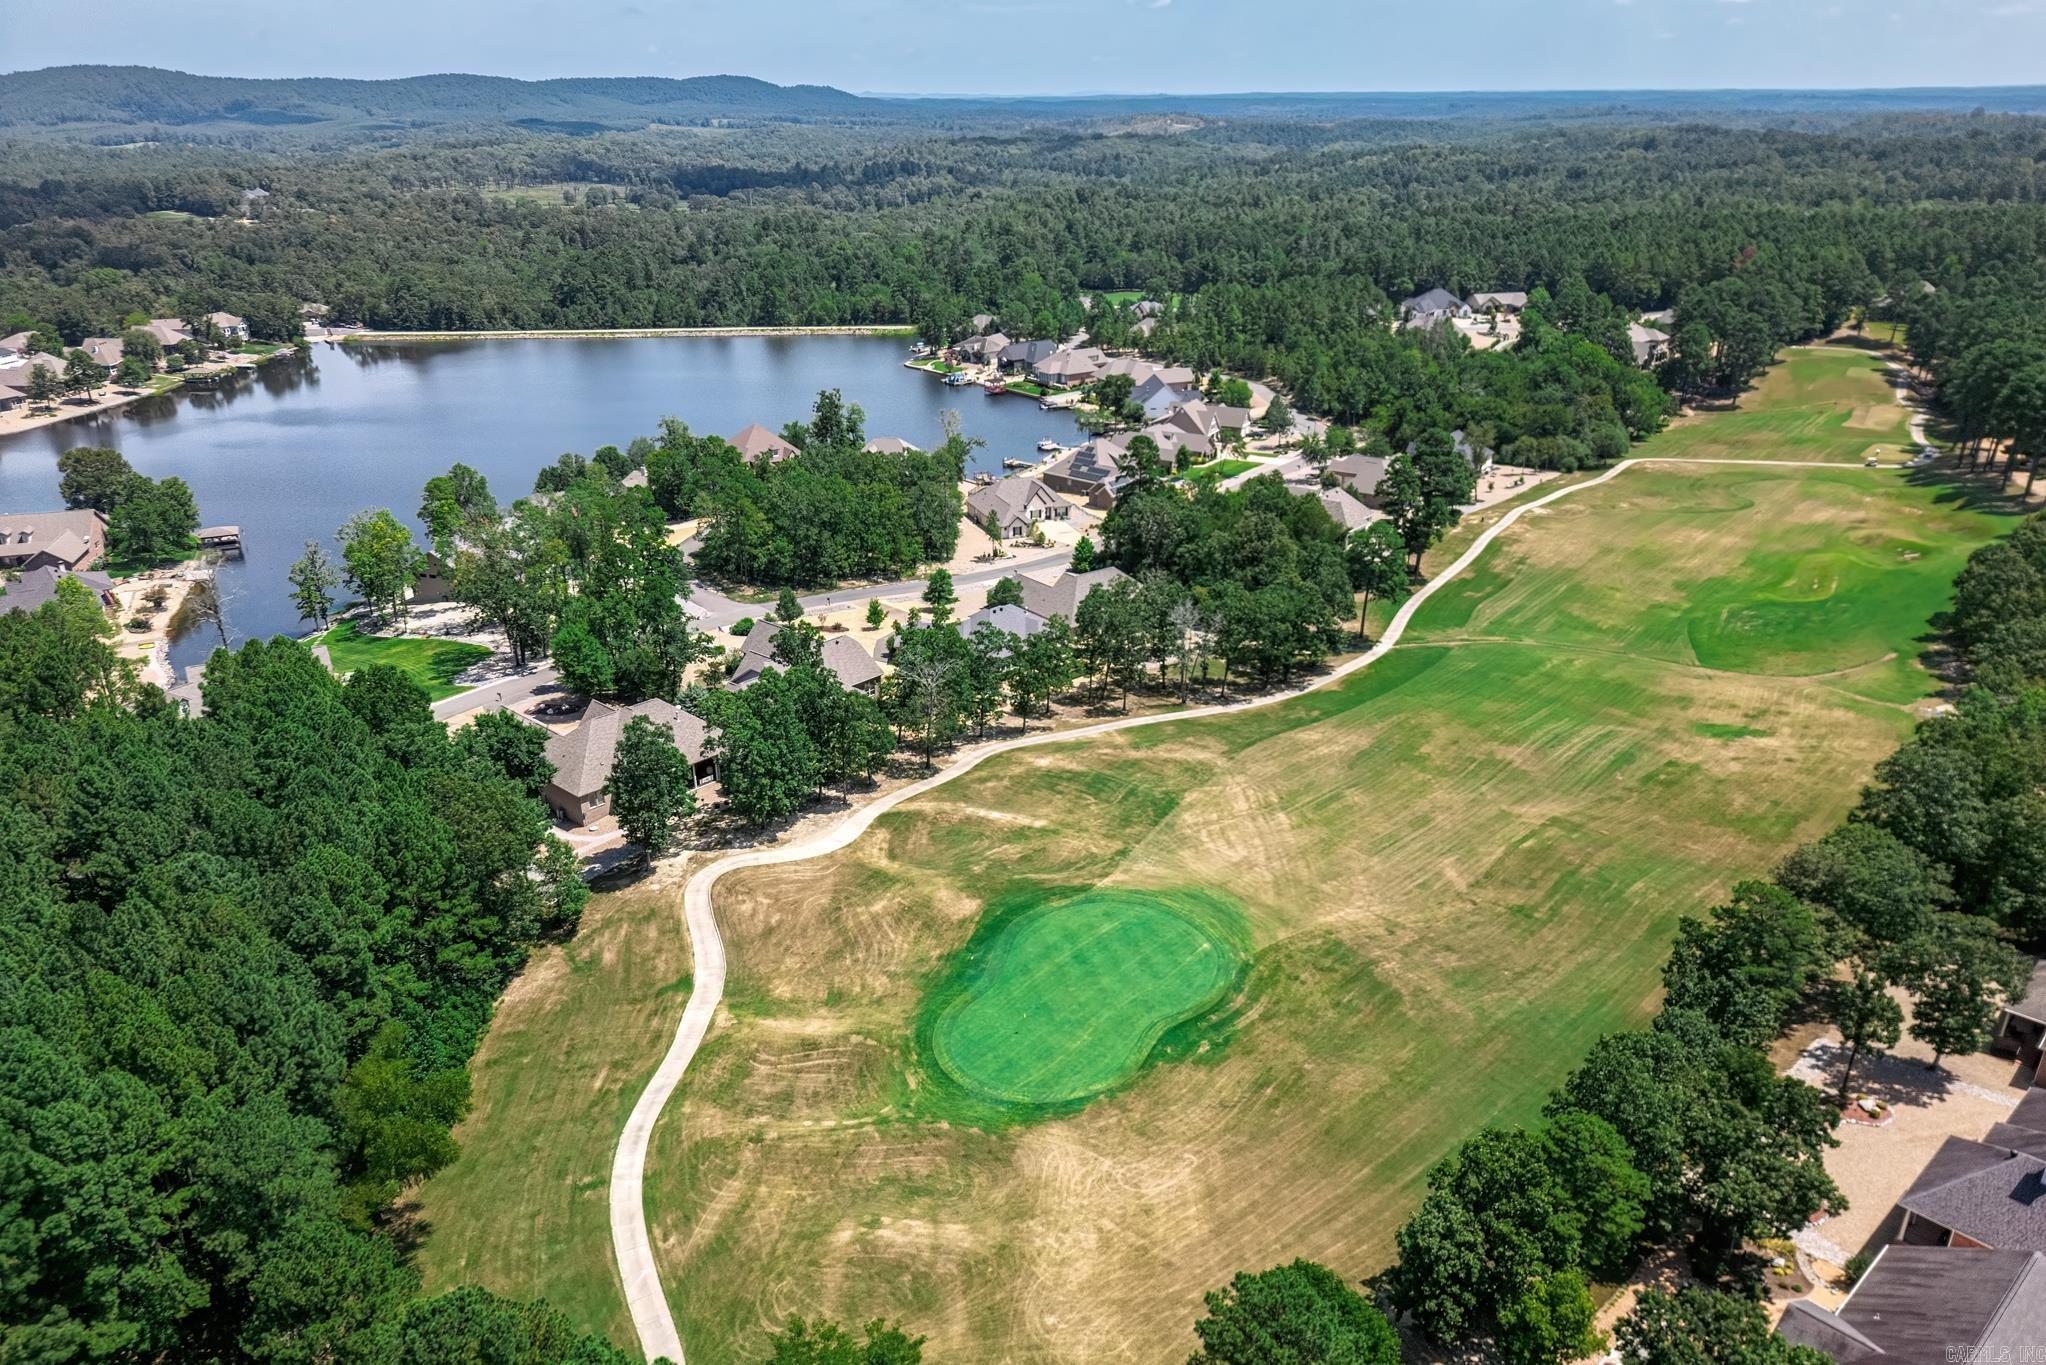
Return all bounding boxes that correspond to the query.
[196,525,244,556]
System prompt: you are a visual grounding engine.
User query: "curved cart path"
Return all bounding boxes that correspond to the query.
[609,456,1866,1364]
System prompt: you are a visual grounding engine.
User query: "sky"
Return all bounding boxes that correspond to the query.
[7,0,2045,94]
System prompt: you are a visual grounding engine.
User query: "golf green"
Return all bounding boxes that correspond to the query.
[929,891,1243,1106]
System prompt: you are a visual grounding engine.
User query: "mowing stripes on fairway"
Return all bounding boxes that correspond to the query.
[929,891,1243,1106]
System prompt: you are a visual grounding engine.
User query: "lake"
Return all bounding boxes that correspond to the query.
[0,336,1085,667]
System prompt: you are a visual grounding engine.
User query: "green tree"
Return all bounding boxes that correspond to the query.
[63,350,108,398]
[107,475,200,566]
[551,619,616,698]
[1891,918,2028,1068]
[288,539,343,626]
[986,575,1024,609]
[1775,823,1948,944]
[1497,1270,1604,1365]
[56,445,135,513]
[1617,1289,1831,1365]
[865,598,886,630]
[25,364,64,405]
[338,508,420,621]
[1009,614,1078,723]
[1821,957,1903,1102]
[921,567,957,624]
[1344,521,1408,640]
[457,707,557,800]
[1070,535,1096,573]
[395,1286,641,1364]
[1075,576,1148,708]
[776,587,805,623]
[760,1316,923,1365]
[1540,1112,1649,1280]
[606,714,696,857]
[335,1022,470,1217]
[1258,394,1293,435]
[1660,881,1830,1046]
[1187,1260,1398,1365]
[118,326,163,370]
[419,463,497,557]
[114,355,153,388]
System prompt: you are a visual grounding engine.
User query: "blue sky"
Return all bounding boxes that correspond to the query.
[9,0,2044,93]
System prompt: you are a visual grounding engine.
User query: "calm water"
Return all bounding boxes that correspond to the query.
[0,336,1083,666]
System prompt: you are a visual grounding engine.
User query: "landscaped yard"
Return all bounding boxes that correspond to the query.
[315,618,491,699]
[1183,457,1258,483]
[411,345,2015,1364]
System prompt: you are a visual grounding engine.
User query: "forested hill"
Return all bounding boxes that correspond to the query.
[9,66,2046,141]
[0,66,872,133]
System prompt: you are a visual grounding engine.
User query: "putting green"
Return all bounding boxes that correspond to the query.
[929,891,1243,1106]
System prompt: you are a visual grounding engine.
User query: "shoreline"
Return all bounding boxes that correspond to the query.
[0,348,296,442]
[335,324,916,343]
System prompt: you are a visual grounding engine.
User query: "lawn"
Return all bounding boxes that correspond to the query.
[413,345,2015,1363]
[1183,457,1258,484]
[316,618,491,699]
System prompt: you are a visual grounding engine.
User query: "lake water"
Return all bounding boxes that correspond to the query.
[0,336,1084,667]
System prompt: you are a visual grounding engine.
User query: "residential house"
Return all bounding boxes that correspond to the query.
[1134,374,1203,421]
[0,565,115,615]
[0,510,108,572]
[1310,485,1375,533]
[997,338,1061,373]
[1134,316,1159,337]
[1407,429,1496,478]
[725,621,884,694]
[1893,1135,2046,1250]
[1033,347,1107,388]
[728,423,800,465]
[863,436,921,454]
[958,602,1049,652]
[970,313,996,332]
[1144,423,1215,468]
[1466,291,1529,314]
[540,699,719,827]
[1778,1247,2046,1362]
[1629,322,1672,367]
[1640,308,1677,328]
[955,332,1010,363]
[1326,454,1391,504]
[1399,288,1470,319]
[1042,438,1133,506]
[80,337,124,369]
[209,312,249,341]
[967,476,1070,540]
[140,319,191,348]
[1019,566,1129,623]
[0,331,36,356]
[1132,299,1165,319]
[1998,961,2046,1083]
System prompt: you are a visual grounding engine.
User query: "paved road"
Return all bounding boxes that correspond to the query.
[610,455,1877,1363]
[432,547,1075,721]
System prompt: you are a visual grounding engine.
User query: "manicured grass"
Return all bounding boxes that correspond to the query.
[1650,346,1911,464]
[1183,457,1258,484]
[316,619,491,699]
[926,890,1245,1107]
[419,343,2015,1362]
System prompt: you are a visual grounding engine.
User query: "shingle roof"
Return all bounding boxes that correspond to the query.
[2010,1085,2046,1136]
[543,699,713,801]
[728,623,882,691]
[967,475,1060,527]
[1780,1247,2046,1363]
[0,509,107,568]
[1019,567,1128,622]
[820,634,883,690]
[1898,1137,2046,1251]
[998,339,1060,367]
[1400,287,1464,316]
[729,423,799,464]
[1315,486,1375,532]
[1467,291,1529,310]
[0,565,112,615]
[959,603,1049,646]
[863,436,921,454]
[2005,961,2046,1027]
[1328,454,1390,496]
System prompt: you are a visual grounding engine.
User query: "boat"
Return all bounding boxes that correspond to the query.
[1003,458,1031,470]
[983,380,1007,394]
[943,371,971,387]
[1036,438,1061,453]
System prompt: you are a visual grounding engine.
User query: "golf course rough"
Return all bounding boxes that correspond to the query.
[922,887,1248,1109]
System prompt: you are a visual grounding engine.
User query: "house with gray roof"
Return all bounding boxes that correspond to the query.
[0,510,107,573]
[540,699,718,827]
[971,313,996,332]
[1629,322,1672,367]
[0,331,35,356]
[997,338,1061,371]
[958,602,1050,652]
[863,436,922,454]
[1310,485,1376,533]
[0,565,115,616]
[1033,347,1107,387]
[967,476,1070,540]
[1895,1136,2046,1251]
[140,318,191,348]
[1399,288,1469,319]
[1134,374,1203,422]
[1996,959,2046,1083]
[1327,454,1391,503]
[1042,438,1133,506]
[209,312,249,341]
[1779,1246,2046,1363]
[80,337,124,369]
[725,621,883,694]
[1466,291,1529,314]
[1019,566,1128,623]
[954,331,1010,362]
[728,423,800,465]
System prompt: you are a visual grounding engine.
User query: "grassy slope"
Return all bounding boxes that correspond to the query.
[317,619,490,700]
[1650,345,1911,464]
[413,346,2010,1360]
